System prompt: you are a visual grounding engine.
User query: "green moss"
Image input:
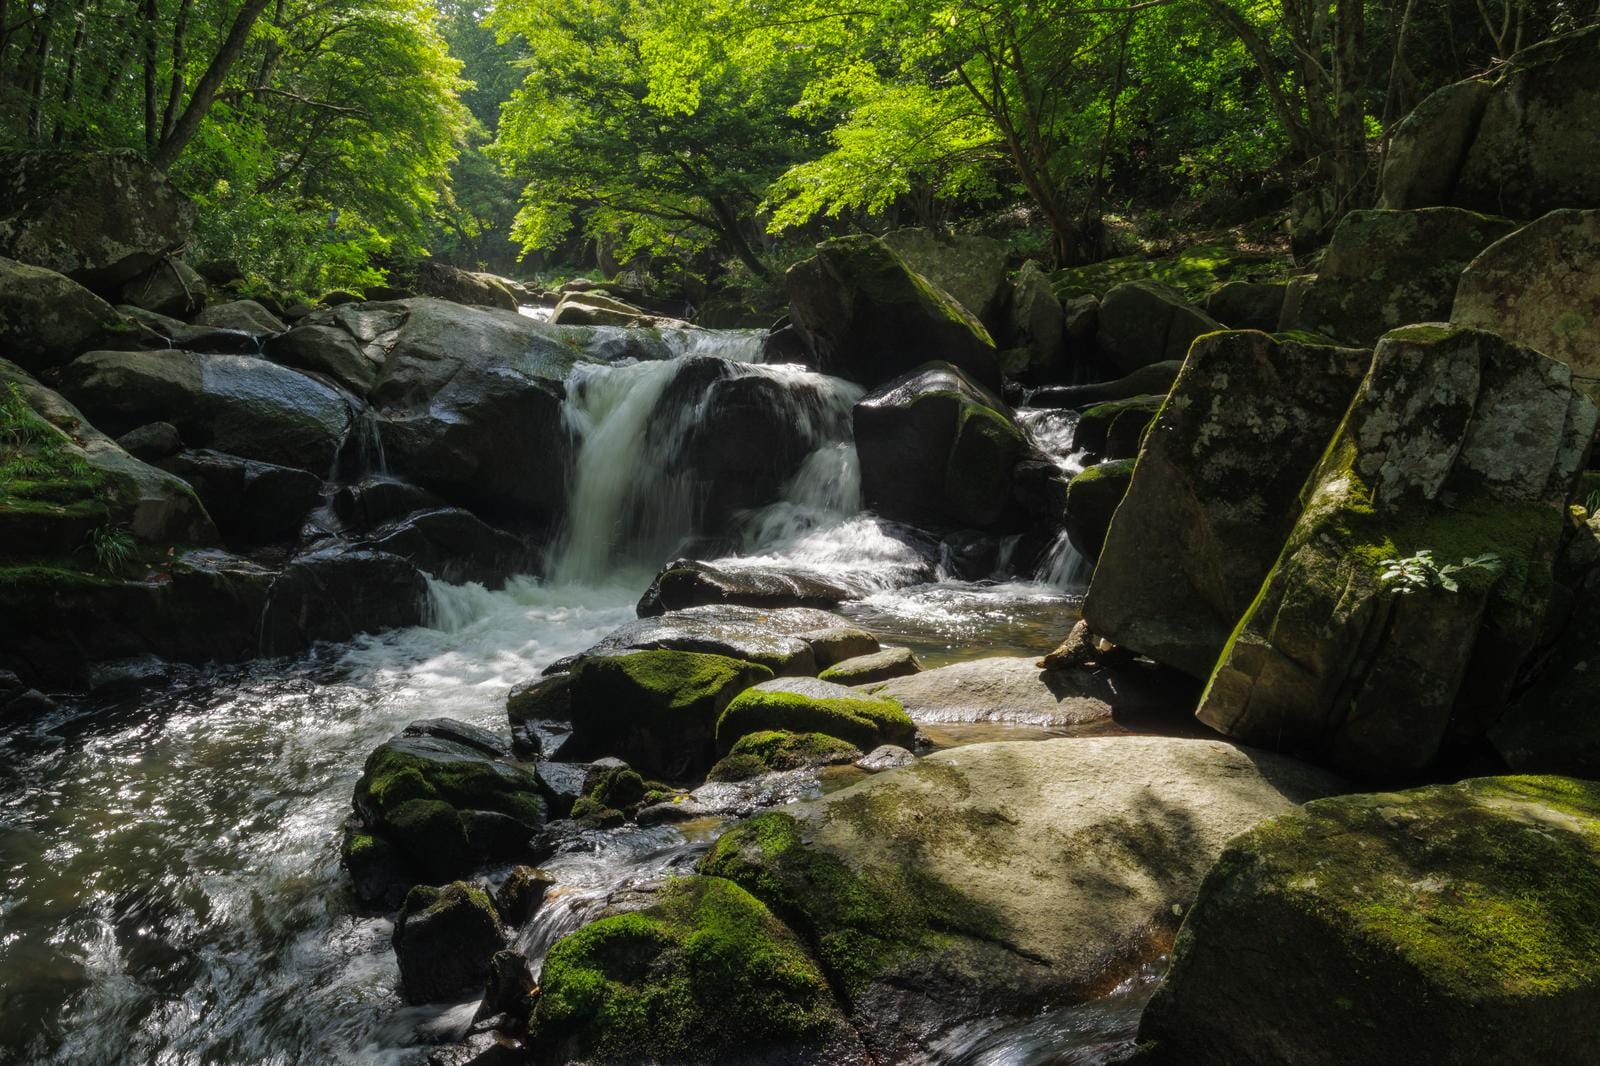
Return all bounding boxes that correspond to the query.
[702,811,1004,1000]
[1238,776,1600,997]
[355,742,546,827]
[588,766,647,810]
[707,753,769,783]
[717,687,914,754]
[1052,241,1290,303]
[575,650,773,712]
[532,875,845,1061]
[733,731,862,769]
[570,795,624,823]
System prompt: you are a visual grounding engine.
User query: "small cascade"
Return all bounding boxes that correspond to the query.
[546,352,862,586]
[1036,530,1094,590]
[1016,407,1089,478]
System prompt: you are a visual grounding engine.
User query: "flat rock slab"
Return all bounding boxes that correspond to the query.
[864,655,1197,731]
[706,735,1346,1060]
[568,605,875,677]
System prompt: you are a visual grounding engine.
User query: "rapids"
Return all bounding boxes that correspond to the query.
[0,326,1123,1065]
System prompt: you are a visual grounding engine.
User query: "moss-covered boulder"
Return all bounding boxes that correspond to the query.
[1082,331,1370,678]
[1453,209,1600,400]
[853,362,1029,531]
[817,647,920,686]
[0,148,195,291]
[563,650,773,781]
[0,257,127,373]
[1135,776,1600,1066]
[1095,280,1222,374]
[531,875,858,1064]
[1199,325,1598,775]
[785,234,1000,391]
[881,227,1010,324]
[348,722,546,897]
[1001,260,1065,379]
[393,880,505,1005]
[1453,26,1600,218]
[704,736,1345,1059]
[716,677,914,754]
[1282,208,1519,347]
[1204,280,1287,332]
[1064,459,1134,563]
[1073,395,1162,460]
[708,730,863,781]
[1378,79,1493,211]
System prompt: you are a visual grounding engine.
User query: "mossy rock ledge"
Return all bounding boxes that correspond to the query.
[529,875,863,1065]
[716,677,915,755]
[700,736,1345,1060]
[1199,325,1599,776]
[1135,776,1600,1066]
[707,730,863,782]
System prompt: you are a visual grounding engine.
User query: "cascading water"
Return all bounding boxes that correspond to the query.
[0,325,1125,1066]
[1017,407,1096,591]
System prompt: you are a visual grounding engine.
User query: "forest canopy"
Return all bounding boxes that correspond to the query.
[0,0,1591,294]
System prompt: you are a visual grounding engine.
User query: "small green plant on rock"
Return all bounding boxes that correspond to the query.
[1378,550,1502,595]
[89,525,137,575]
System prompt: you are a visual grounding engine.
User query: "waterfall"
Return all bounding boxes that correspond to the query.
[1016,407,1096,590]
[546,347,863,587]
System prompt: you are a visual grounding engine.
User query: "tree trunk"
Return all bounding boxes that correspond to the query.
[153,0,270,170]
[51,3,89,143]
[1330,0,1368,211]
[707,194,770,279]
[142,0,158,151]
[160,0,192,141]
[25,3,56,141]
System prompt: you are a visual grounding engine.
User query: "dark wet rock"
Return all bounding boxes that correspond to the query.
[716,676,915,754]
[530,876,861,1063]
[402,718,512,758]
[158,449,323,546]
[637,559,853,617]
[264,322,379,395]
[704,737,1345,1061]
[1379,80,1493,211]
[1073,394,1161,460]
[532,761,586,819]
[494,866,556,927]
[360,507,530,588]
[1064,459,1134,563]
[1452,209,1600,398]
[1136,776,1600,1066]
[0,670,57,717]
[865,655,1194,731]
[818,647,920,685]
[1283,208,1518,346]
[59,349,351,473]
[569,604,869,677]
[259,547,426,655]
[1096,281,1221,374]
[785,234,1000,391]
[0,256,127,373]
[116,421,181,461]
[1000,261,1065,379]
[854,362,1030,531]
[638,767,822,824]
[560,650,773,781]
[507,673,573,726]
[119,258,207,318]
[192,299,286,336]
[84,654,172,698]
[1205,281,1286,332]
[475,950,537,1024]
[393,881,505,1005]
[1200,325,1597,775]
[856,744,915,772]
[112,304,259,354]
[0,148,195,291]
[1083,330,1371,678]
[1027,360,1181,411]
[325,476,444,532]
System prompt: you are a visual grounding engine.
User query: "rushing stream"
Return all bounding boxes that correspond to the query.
[0,328,1124,1064]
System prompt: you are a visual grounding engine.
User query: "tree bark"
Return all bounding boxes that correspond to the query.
[160,0,192,141]
[143,0,158,151]
[153,0,270,169]
[51,1,89,143]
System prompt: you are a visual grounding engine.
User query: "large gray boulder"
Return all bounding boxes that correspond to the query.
[1096,281,1221,374]
[704,736,1345,1060]
[636,559,853,617]
[59,349,351,473]
[1378,80,1493,210]
[785,234,1000,391]
[1136,776,1600,1066]
[0,149,195,291]
[1199,325,1598,776]
[1083,331,1371,678]
[881,227,1010,323]
[1283,208,1519,346]
[1452,209,1600,399]
[264,322,379,395]
[192,299,286,335]
[853,362,1028,530]
[157,450,322,546]
[1002,260,1066,378]
[404,259,518,312]
[0,257,125,372]
[567,604,876,678]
